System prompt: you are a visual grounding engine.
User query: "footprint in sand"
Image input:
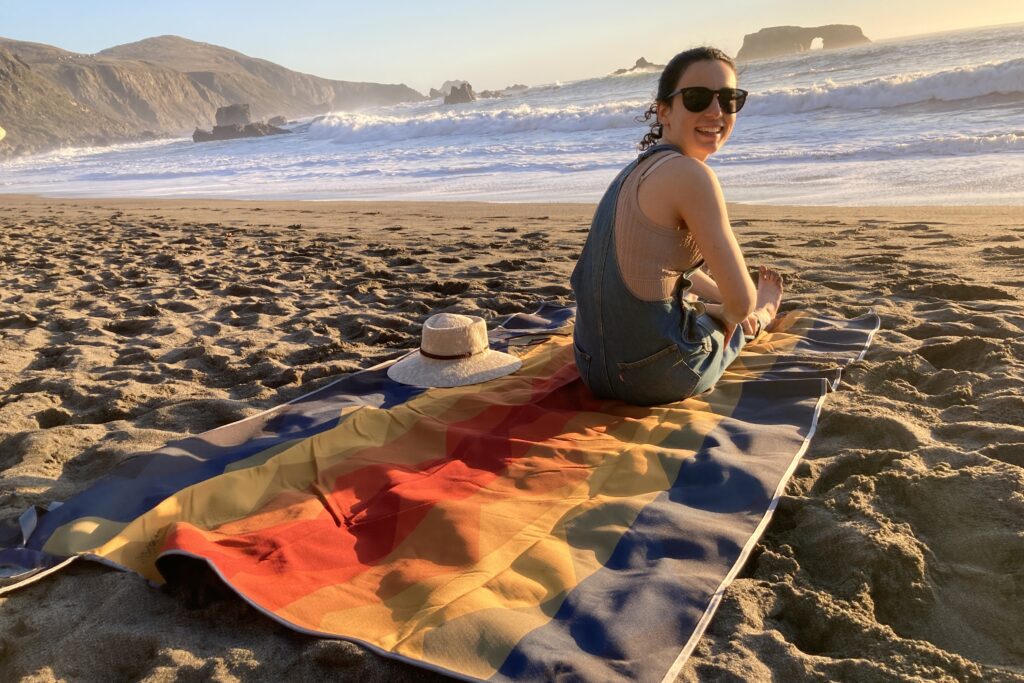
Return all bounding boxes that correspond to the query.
[933,421,1024,452]
[424,280,471,296]
[811,410,922,452]
[906,309,1021,340]
[161,301,201,314]
[806,449,908,495]
[114,347,156,366]
[489,259,530,272]
[34,407,72,429]
[104,318,157,336]
[896,280,1016,301]
[915,337,1012,373]
[977,443,1024,468]
[980,245,1024,262]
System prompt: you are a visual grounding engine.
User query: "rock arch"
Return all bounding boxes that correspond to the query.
[737,25,871,61]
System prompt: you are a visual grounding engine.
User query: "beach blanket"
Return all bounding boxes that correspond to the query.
[0,304,878,682]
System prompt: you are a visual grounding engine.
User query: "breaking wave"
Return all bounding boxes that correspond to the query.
[307,100,649,143]
[719,133,1024,164]
[749,58,1024,114]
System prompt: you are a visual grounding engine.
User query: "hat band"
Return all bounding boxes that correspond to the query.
[420,347,487,361]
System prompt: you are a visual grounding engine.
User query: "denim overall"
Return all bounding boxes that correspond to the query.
[569,143,745,406]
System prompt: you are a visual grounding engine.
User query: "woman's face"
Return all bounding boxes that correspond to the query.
[657,59,737,162]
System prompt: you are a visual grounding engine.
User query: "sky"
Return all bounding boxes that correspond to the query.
[2,1,1022,93]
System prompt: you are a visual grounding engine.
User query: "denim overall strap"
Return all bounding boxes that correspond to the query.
[570,143,687,398]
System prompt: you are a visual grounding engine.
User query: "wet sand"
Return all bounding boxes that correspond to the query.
[0,195,1022,681]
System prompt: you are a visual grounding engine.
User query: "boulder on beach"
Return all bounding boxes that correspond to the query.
[267,115,288,127]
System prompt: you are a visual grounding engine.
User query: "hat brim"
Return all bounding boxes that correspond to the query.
[387,349,522,388]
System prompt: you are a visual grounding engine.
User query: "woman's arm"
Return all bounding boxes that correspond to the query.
[689,269,764,336]
[687,269,722,302]
[650,157,755,327]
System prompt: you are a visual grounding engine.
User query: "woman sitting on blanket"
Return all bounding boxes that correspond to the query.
[570,46,784,405]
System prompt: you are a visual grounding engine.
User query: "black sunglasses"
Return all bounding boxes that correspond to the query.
[665,87,748,114]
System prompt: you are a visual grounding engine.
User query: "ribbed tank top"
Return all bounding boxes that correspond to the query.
[614,151,702,301]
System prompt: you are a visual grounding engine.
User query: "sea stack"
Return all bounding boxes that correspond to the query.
[737,25,871,61]
[443,83,476,105]
[612,57,665,75]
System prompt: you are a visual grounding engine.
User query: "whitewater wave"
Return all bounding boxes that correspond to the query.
[720,132,1024,164]
[0,136,186,168]
[749,58,1024,114]
[302,58,1024,144]
[308,100,649,143]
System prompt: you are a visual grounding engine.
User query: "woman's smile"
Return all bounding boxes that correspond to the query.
[695,124,724,141]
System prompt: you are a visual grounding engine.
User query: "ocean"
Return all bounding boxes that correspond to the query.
[1,23,1022,205]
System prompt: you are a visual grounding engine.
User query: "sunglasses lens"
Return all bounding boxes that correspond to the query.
[722,89,747,113]
[682,88,714,113]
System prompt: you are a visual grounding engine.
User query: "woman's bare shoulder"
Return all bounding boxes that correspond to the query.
[646,154,722,205]
[660,154,718,184]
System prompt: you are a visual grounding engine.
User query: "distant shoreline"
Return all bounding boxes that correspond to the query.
[2,192,1020,215]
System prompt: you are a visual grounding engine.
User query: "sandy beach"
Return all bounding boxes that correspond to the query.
[0,195,1021,682]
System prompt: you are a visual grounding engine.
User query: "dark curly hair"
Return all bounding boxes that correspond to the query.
[637,47,738,151]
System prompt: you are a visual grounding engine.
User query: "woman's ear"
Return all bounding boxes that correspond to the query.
[655,100,670,130]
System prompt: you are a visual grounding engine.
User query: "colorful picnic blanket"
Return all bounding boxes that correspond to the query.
[0,304,878,682]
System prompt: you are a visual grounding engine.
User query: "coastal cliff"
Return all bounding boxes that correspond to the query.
[0,35,424,158]
[737,25,871,61]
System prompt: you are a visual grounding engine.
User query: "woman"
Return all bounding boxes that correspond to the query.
[570,46,783,405]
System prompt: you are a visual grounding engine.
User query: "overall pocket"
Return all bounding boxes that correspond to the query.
[615,343,702,406]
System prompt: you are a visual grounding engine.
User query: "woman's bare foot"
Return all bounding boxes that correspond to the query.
[755,265,784,331]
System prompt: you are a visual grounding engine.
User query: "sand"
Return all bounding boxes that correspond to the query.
[0,195,1021,682]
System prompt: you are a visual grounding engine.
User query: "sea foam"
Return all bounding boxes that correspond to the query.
[307,100,649,144]
[749,58,1024,114]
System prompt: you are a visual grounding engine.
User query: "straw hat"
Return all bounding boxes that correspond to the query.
[387,313,521,388]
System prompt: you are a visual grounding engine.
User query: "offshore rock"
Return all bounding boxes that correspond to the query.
[215,103,251,126]
[192,121,290,143]
[444,83,476,105]
[737,25,871,61]
[477,84,530,99]
[611,57,664,76]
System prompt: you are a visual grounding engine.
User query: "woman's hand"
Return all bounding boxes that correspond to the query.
[704,302,739,346]
[723,322,738,347]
